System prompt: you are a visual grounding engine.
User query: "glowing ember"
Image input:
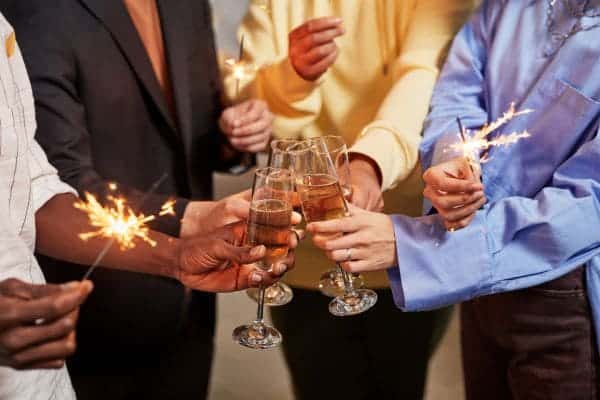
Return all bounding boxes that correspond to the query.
[75,193,176,250]
[108,182,118,191]
[159,199,176,217]
[224,58,257,82]
[449,103,534,169]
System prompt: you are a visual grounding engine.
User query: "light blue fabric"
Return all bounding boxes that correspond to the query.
[388,0,600,353]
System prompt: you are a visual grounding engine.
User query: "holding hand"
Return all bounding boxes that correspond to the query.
[177,215,303,292]
[348,155,384,212]
[181,190,252,238]
[422,157,485,231]
[0,279,93,370]
[289,17,345,81]
[308,204,397,273]
[220,99,274,153]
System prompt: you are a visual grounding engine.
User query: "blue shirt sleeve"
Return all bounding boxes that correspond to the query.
[418,1,492,171]
[390,127,600,311]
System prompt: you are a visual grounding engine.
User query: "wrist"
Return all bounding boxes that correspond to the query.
[349,154,383,186]
[161,236,182,281]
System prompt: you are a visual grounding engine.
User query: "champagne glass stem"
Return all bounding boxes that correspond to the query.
[338,264,356,295]
[256,285,266,323]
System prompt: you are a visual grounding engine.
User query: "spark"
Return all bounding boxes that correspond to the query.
[75,194,177,251]
[108,182,118,191]
[75,193,157,250]
[224,35,257,98]
[159,199,176,217]
[449,103,534,170]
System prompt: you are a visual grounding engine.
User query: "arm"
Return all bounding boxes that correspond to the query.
[308,128,600,311]
[226,4,341,139]
[35,193,295,292]
[390,128,600,311]
[349,0,477,194]
[16,12,187,238]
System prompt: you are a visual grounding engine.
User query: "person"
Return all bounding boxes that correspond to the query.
[3,0,277,398]
[0,10,296,399]
[231,1,475,398]
[308,0,600,398]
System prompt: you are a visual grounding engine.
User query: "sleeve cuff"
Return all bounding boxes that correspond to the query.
[350,122,421,191]
[390,212,492,311]
[145,196,189,238]
[32,175,77,212]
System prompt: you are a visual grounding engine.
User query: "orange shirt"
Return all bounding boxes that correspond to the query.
[123,0,176,117]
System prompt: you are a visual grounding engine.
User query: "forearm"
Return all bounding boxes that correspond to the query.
[35,194,180,280]
[390,165,600,311]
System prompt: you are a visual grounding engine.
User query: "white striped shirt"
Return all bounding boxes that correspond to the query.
[0,12,76,400]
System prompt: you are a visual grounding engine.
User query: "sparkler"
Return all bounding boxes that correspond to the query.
[449,103,534,171]
[224,35,257,98]
[78,174,174,280]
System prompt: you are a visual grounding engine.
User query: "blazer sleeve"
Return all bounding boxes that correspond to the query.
[12,9,188,238]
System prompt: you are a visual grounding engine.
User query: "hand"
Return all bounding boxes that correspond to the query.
[177,218,303,292]
[307,204,396,273]
[422,157,485,231]
[220,100,274,153]
[0,279,93,370]
[181,190,252,238]
[348,155,384,212]
[288,17,344,81]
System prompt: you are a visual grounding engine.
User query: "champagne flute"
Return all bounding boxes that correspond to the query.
[246,139,299,306]
[289,141,377,316]
[233,167,294,349]
[309,136,365,298]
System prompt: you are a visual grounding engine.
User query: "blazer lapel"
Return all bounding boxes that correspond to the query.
[79,0,177,132]
[157,0,195,148]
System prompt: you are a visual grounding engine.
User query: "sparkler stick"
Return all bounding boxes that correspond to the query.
[456,116,476,176]
[80,173,170,281]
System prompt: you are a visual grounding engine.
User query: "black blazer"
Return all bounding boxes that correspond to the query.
[5,0,224,368]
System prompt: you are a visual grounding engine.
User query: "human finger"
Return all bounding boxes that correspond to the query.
[300,47,339,78]
[12,283,92,324]
[0,310,78,355]
[302,42,338,64]
[440,197,486,223]
[424,168,483,193]
[289,17,343,41]
[424,186,485,210]
[10,332,76,370]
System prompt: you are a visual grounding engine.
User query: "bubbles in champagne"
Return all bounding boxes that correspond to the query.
[247,199,292,270]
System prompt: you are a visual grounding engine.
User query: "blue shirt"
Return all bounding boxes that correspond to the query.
[389,0,600,352]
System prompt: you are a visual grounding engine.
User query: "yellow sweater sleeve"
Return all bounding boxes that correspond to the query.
[225,0,323,139]
[350,0,476,191]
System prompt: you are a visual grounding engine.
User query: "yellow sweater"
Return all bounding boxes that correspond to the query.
[229,0,475,289]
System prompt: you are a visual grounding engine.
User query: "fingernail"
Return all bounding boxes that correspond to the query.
[64,319,73,328]
[251,273,263,283]
[250,245,265,257]
[62,282,80,290]
[276,264,288,275]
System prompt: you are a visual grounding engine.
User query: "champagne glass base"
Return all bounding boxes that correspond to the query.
[328,289,378,317]
[247,282,294,306]
[318,270,365,298]
[233,322,282,350]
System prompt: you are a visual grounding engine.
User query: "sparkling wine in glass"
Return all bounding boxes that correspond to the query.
[246,139,300,307]
[233,167,294,349]
[290,141,377,316]
[308,136,365,297]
